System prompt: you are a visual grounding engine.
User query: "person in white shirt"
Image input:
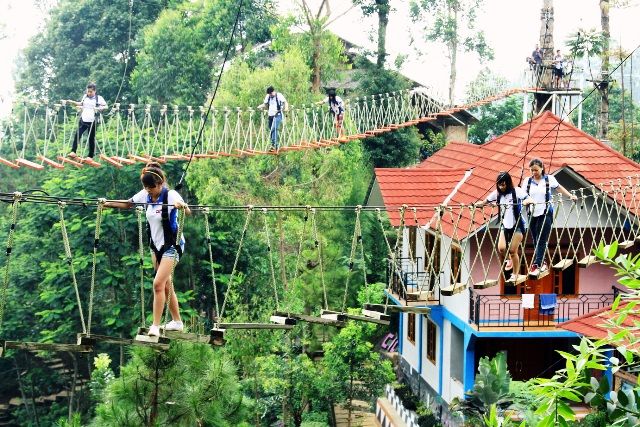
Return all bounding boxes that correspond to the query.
[553,50,564,88]
[258,86,288,150]
[477,171,533,283]
[65,82,107,159]
[524,158,577,276]
[102,162,191,337]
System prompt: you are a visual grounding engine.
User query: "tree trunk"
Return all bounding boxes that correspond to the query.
[150,355,159,426]
[598,0,610,141]
[347,363,354,427]
[447,6,459,106]
[621,51,626,155]
[312,34,322,92]
[540,0,554,61]
[376,0,390,68]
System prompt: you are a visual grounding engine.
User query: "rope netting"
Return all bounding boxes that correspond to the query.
[0,87,526,170]
[0,175,637,347]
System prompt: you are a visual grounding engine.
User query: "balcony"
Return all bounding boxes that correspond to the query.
[469,288,619,331]
[387,257,440,305]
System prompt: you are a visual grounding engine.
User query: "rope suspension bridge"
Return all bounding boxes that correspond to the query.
[0,86,526,170]
[0,174,637,355]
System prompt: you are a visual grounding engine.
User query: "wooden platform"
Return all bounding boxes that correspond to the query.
[578,255,598,267]
[405,290,433,302]
[1,340,92,356]
[133,333,171,350]
[528,269,550,280]
[440,283,468,296]
[474,279,499,289]
[269,315,298,326]
[553,258,574,270]
[505,274,527,285]
[619,240,635,249]
[137,328,214,345]
[273,311,345,327]
[215,323,294,330]
[321,310,390,326]
[364,303,430,314]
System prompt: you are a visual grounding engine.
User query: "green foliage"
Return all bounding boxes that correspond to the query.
[17,0,166,102]
[320,322,394,416]
[468,95,523,144]
[132,0,276,104]
[566,28,605,61]
[452,352,514,424]
[91,342,251,426]
[89,353,115,407]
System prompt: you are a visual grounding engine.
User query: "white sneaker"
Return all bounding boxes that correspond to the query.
[148,324,161,337]
[163,320,184,332]
[505,274,516,283]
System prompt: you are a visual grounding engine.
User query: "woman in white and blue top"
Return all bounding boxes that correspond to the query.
[525,158,577,277]
[103,162,191,337]
[477,171,533,283]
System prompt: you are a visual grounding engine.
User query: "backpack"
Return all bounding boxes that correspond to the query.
[146,187,182,259]
[81,93,102,124]
[526,175,551,215]
[497,188,524,230]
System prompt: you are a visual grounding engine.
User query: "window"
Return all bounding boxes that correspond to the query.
[426,319,436,363]
[408,227,417,262]
[425,232,441,285]
[451,245,462,284]
[407,313,416,344]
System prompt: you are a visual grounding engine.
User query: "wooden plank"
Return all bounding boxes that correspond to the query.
[0,156,19,169]
[528,269,550,280]
[440,284,467,296]
[342,313,390,326]
[81,158,102,168]
[133,334,171,350]
[15,158,45,170]
[113,156,136,165]
[269,315,298,326]
[578,255,598,268]
[320,310,347,322]
[619,240,635,249]
[78,333,132,347]
[37,155,64,169]
[274,311,345,327]
[553,258,574,270]
[216,323,294,330]
[57,156,84,168]
[138,328,212,344]
[99,154,123,168]
[128,154,151,163]
[505,274,527,285]
[364,303,430,314]
[2,340,92,353]
[361,309,392,322]
[474,279,499,289]
[405,290,432,302]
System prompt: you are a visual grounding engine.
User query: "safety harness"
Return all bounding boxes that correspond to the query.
[147,187,182,260]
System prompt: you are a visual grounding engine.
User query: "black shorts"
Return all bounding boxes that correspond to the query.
[504,225,526,246]
[553,68,563,77]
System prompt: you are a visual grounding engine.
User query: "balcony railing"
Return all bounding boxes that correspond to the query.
[469,288,617,330]
[387,257,440,303]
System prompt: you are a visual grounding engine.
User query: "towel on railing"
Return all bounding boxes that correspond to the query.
[539,293,557,315]
[521,293,535,309]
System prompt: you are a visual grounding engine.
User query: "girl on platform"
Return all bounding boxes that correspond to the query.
[477,171,533,283]
[103,162,190,336]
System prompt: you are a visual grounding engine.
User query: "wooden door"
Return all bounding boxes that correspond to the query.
[523,271,554,324]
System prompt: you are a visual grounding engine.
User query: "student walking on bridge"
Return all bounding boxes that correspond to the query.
[102,162,191,337]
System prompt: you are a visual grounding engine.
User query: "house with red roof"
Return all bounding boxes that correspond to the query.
[368,111,640,407]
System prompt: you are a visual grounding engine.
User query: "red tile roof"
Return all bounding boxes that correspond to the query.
[374,168,470,227]
[558,300,640,347]
[375,111,640,236]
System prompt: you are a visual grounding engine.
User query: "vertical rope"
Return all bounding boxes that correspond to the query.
[341,206,362,312]
[58,202,87,334]
[203,208,221,322]
[135,206,146,328]
[311,209,328,311]
[0,193,21,328]
[87,200,105,335]
[262,208,279,311]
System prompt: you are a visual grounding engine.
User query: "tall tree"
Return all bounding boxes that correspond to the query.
[598,0,611,140]
[410,0,494,106]
[353,0,391,68]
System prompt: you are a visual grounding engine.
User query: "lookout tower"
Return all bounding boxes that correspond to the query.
[522,0,584,128]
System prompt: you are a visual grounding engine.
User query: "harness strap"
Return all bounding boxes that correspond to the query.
[147,188,183,259]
